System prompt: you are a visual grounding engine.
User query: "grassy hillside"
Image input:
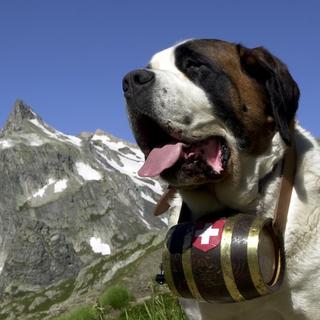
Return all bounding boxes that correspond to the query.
[50,289,186,320]
[0,231,186,320]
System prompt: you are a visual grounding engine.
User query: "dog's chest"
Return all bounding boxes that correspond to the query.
[180,288,302,320]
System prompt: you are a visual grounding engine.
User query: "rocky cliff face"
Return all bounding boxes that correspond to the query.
[0,101,166,296]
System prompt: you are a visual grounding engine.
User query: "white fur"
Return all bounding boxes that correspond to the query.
[149,46,320,320]
[149,45,234,144]
[168,126,320,320]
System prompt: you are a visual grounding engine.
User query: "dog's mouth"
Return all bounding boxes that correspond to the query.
[133,115,230,183]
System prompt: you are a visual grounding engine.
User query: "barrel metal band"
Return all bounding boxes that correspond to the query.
[181,233,205,301]
[247,218,271,296]
[270,247,282,287]
[220,216,245,302]
[163,245,180,297]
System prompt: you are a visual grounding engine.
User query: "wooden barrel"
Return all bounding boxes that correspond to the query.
[162,214,285,303]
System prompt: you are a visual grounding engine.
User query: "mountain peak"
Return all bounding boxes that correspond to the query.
[2,100,39,134]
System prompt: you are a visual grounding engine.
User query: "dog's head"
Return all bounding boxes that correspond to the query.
[123,39,299,192]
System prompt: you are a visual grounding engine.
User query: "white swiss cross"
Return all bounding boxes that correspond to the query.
[193,219,225,252]
[195,224,219,245]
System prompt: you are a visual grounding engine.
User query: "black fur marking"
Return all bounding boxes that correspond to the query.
[174,41,249,149]
[238,45,299,145]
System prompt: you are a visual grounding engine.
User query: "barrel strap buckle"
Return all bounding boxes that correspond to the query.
[155,263,165,285]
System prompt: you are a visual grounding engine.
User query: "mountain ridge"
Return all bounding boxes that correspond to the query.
[0,100,167,300]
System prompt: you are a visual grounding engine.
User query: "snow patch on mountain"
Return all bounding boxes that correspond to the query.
[54,179,68,193]
[92,133,143,160]
[161,217,168,225]
[89,237,111,255]
[94,143,163,196]
[0,133,47,149]
[26,133,46,147]
[0,139,13,149]
[141,191,157,204]
[75,162,103,181]
[138,209,152,229]
[29,178,69,199]
[29,118,82,147]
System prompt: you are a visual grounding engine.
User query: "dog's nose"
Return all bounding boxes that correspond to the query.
[122,69,155,97]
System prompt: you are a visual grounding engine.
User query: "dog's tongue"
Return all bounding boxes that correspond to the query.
[138,138,223,178]
[138,143,184,177]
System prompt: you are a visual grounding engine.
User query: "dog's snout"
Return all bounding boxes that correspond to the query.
[122,69,155,97]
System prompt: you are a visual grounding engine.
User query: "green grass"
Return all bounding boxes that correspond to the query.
[52,305,97,320]
[118,293,187,320]
[49,285,186,320]
[99,285,132,310]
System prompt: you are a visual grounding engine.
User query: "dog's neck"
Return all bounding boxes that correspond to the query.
[178,133,287,221]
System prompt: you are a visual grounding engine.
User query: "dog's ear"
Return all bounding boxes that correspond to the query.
[237,45,300,145]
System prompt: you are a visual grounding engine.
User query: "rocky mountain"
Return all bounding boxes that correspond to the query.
[0,100,167,300]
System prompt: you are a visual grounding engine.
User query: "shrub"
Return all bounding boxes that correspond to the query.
[99,285,132,310]
[51,305,96,320]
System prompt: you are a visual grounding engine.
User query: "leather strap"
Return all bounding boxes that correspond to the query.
[154,186,177,216]
[272,133,297,234]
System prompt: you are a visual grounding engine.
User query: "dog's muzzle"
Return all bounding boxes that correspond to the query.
[122,69,155,100]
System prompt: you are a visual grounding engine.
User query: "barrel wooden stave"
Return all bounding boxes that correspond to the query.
[163,214,284,303]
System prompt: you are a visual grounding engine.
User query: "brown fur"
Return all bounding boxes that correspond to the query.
[190,41,276,155]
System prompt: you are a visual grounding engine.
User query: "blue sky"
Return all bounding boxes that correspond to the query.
[0,1,319,142]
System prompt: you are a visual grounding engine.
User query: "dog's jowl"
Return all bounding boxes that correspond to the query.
[123,39,320,320]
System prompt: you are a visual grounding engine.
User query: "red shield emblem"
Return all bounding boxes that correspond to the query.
[192,219,226,252]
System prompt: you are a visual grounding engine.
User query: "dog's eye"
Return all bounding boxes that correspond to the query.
[184,58,203,70]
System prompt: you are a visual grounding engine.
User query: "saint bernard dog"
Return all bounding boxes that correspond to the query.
[122,39,320,320]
